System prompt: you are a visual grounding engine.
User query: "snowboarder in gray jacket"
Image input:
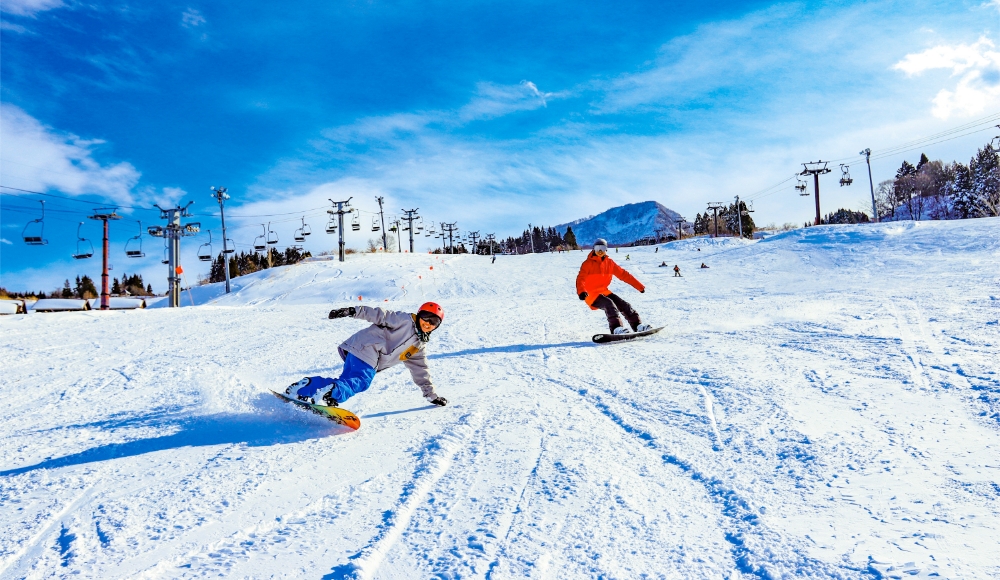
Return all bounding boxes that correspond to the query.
[286,302,448,407]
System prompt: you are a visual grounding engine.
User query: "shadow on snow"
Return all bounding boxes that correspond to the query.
[0,396,343,477]
[430,341,594,359]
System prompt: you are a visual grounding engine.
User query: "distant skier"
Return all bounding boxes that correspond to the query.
[701,263,709,269]
[659,261,667,267]
[577,238,651,335]
[625,254,631,260]
[286,302,448,407]
[673,265,681,277]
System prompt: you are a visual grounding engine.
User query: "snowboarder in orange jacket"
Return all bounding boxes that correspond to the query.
[576,238,652,335]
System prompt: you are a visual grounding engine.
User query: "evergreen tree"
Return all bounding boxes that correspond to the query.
[564,226,578,249]
[76,275,97,299]
[112,278,121,295]
[722,201,755,238]
[970,145,1000,217]
[949,162,976,219]
[146,284,153,294]
[62,279,74,298]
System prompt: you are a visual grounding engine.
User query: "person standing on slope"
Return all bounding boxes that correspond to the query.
[286,302,449,407]
[576,238,652,335]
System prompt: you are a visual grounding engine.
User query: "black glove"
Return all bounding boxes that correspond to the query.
[578,292,588,301]
[329,306,356,319]
[430,396,448,407]
[640,289,645,293]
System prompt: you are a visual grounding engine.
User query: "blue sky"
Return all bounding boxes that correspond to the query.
[2,0,999,293]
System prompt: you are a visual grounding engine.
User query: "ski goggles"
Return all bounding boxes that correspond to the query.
[594,243,608,253]
[417,311,442,328]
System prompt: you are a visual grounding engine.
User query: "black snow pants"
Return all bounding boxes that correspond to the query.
[592,293,641,332]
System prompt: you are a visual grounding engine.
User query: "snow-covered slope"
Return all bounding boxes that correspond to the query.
[555,200,692,246]
[1,218,999,579]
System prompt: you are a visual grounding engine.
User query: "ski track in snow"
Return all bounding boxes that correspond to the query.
[1,218,999,578]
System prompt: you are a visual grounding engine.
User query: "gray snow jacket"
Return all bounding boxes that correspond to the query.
[337,306,439,401]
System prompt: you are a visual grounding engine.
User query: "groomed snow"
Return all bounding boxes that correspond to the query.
[1,218,998,579]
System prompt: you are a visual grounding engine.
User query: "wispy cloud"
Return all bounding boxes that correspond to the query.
[181,8,206,28]
[894,37,1000,119]
[0,0,62,17]
[0,238,12,245]
[459,81,564,121]
[0,104,140,204]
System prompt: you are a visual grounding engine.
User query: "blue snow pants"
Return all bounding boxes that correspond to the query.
[300,353,376,404]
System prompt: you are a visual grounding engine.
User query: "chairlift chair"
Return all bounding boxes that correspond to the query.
[372,217,381,232]
[839,164,853,187]
[254,225,267,251]
[266,222,278,245]
[72,222,94,259]
[224,238,235,254]
[795,177,809,196]
[326,218,337,234]
[22,200,48,245]
[351,210,360,232]
[161,242,170,264]
[198,230,213,262]
[125,221,145,258]
[294,217,308,242]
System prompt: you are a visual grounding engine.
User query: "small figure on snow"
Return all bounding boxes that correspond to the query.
[577,238,651,335]
[625,254,630,261]
[700,263,709,269]
[286,302,448,408]
[659,261,667,267]
[673,265,681,277]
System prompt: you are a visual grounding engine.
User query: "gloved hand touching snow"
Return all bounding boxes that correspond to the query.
[329,306,356,319]
[578,292,588,301]
[429,396,448,407]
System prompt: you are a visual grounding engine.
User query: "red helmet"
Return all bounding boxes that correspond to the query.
[417,301,444,322]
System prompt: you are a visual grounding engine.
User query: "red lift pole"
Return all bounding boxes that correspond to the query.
[89,208,121,310]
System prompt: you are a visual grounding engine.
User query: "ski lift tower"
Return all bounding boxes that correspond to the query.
[800,160,831,226]
[88,208,122,310]
[148,202,200,307]
[211,186,232,293]
[328,197,353,262]
[401,208,420,253]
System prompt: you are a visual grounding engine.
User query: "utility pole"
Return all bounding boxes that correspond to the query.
[734,196,744,239]
[148,202,199,307]
[860,149,878,222]
[800,161,831,226]
[327,198,353,262]
[401,208,420,253]
[467,231,480,254]
[674,217,687,241]
[527,224,535,253]
[706,202,724,238]
[211,186,232,293]
[441,222,458,254]
[485,233,496,256]
[88,208,121,310]
[375,196,388,251]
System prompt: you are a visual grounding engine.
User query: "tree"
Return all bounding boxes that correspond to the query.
[75,275,97,299]
[146,284,153,294]
[721,201,755,238]
[969,145,1000,217]
[822,208,870,224]
[949,162,976,219]
[112,278,121,295]
[62,279,74,298]
[563,226,578,249]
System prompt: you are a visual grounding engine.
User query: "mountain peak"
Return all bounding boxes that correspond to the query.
[555,201,691,245]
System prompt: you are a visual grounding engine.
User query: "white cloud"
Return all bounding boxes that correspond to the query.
[459,81,563,121]
[0,0,62,17]
[0,104,141,204]
[1,238,12,245]
[894,37,1000,119]
[181,8,206,28]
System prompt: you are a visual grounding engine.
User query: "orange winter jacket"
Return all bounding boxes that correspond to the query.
[576,252,644,309]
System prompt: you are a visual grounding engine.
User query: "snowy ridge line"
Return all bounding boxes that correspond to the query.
[332,411,482,579]
[548,377,863,579]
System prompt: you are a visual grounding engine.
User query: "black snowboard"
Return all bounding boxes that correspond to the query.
[593,326,664,344]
